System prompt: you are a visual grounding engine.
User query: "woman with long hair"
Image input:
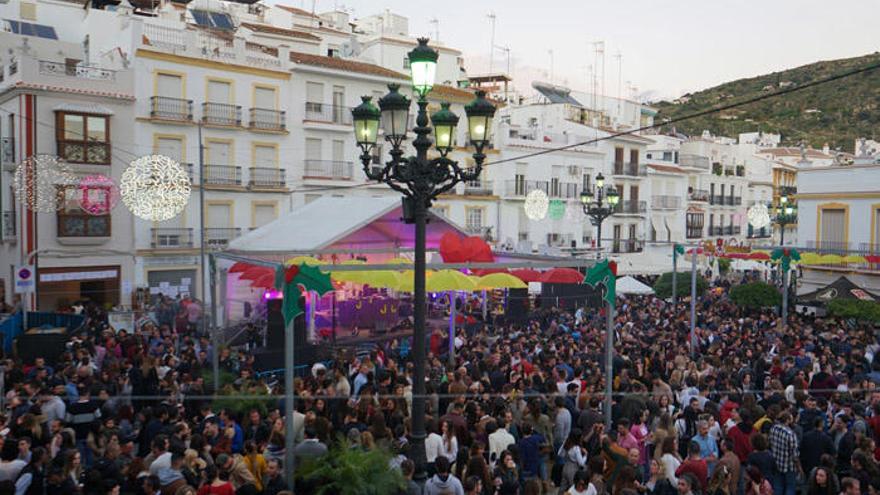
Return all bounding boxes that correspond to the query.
[439,419,459,465]
[241,440,267,493]
[806,466,838,495]
[658,436,681,484]
[706,464,731,495]
[265,417,286,462]
[559,433,588,493]
[196,465,234,495]
[61,449,83,492]
[492,450,519,495]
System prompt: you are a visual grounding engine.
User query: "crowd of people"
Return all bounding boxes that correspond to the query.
[0,276,879,495]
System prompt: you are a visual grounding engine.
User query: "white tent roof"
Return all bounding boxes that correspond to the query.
[616,275,655,295]
[227,196,466,254]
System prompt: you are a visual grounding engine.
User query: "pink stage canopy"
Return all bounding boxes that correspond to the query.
[227,197,469,255]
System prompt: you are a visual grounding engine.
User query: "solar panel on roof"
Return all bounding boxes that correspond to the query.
[19,22,35,36]
[191,9,211,26]
[5,20,58,39]
[210,12,233,29]
[6,20,19,34]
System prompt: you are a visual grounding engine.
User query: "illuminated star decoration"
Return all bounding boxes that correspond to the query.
[13,154,76,213]
[121,155,191,221]
[747,203,771,229]
[524,189,549,220]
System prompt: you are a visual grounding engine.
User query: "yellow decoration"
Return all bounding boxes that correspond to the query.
[843,255,867,264]
[474,273,528,290]
[285,256,325,266]
[819,254,843,264]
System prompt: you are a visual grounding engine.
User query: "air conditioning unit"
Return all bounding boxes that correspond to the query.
[567,165,579,176]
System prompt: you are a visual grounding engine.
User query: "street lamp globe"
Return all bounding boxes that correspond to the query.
[607,187,620,206]
[464,90,496,150]
[351,96,380,150]
[780,194,788,205]
[595,173,605,189]
[408,37,439,98]
[430,102,459,155]
[378,84,411,143]
[580,189,592,204]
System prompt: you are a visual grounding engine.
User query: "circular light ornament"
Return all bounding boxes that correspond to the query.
[548,199,566,220]
[78,174,120,215]
[121,155,191,221]
[524,189,549,220]
[747,203,771,229]
[13,154,76,213]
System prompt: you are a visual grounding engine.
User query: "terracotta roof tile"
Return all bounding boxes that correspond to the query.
[7,81,135,101]
[289,52,408,79]
[276,5,319,18]
[429,85,475,102]
[240,22,320,41]
[759,147,832,158]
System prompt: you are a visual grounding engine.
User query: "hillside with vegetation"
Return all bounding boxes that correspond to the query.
[653,52,880,151]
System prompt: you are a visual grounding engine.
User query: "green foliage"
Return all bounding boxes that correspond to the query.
[200,367,236,390]
[295,440,405,495]
[827,299,880,322]
[717,258,731,275]
[213,383,274,418]
[653,272,708,299]
[654,52,880,150]
[730,282,781,309]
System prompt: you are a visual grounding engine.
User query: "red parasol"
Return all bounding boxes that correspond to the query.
[686,248,704,254]
[229,262,252,273]
[538,268,584,284]
[240,266,272,281]
[748,252,770,260]
[251,272,276,288]
[510,268,542,283]
[866,255,880,264]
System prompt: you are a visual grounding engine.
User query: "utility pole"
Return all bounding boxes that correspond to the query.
[487,12,496,73]
[198,124,218,391]
[614,51,622,114]
[689,248,698,356]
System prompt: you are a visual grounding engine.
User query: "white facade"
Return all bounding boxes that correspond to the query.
[796,161,880,294]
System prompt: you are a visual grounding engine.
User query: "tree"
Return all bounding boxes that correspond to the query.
[730,282,781,309]
[653,272,708,299]
[717,258,731,275]
[296,440,405,495]
[827,299,880,323]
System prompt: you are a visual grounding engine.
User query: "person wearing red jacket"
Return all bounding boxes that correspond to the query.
[727,411,756,462]
[676,441,709,492]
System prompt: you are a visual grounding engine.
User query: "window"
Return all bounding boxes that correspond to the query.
[253,144,277,168]
[327,47,340,58]
[582,174,591,191]
[873,206,880,251]
[57,186,110,237]
[819,206,846,251]
[550,177,560,197]
[4,19,57,39]
[56,112,110,164]
[515,174,526,196]
[630,149,639,165]
[206,79,232,103]
[156,73,183,98]
[403,56,410,69]
[306,82,324,107]
[686,212,703,239]
[662,151,673,161]
[466,208,483,231]
[253,85,277,110]
[431,206,449,218]
[155,135,185,162]
[252,203,277,229]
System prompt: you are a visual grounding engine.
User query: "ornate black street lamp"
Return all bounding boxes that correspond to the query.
[774,187,797,246]
[351,38,495,481]
[580,173,620,248]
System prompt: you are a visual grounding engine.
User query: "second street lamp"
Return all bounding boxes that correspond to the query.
[774,187,797,246]
[580,173,620,249]
[351,38,496,482]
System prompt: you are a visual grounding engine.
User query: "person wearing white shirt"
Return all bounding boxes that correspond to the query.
[438,420,458,465]
[487,421,515,468]
[425,424,443,467]
[659,437,682,485]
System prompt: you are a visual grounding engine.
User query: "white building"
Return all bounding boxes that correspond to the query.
[796,154,880,294]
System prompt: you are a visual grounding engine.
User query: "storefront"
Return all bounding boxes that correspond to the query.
[37,265,121,310]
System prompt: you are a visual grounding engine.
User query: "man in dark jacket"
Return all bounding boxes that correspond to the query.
[262,458,288,495]
[800,417,834,476]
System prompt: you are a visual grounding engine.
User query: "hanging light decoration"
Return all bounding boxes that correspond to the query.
[524,189,549,220]
[13,154,76,213]
[548,199,566,220]
[78,174,120,215]
[747,203,771,229]
[120,155,191,221]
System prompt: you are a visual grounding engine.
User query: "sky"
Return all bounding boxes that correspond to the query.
[277,0,880,101]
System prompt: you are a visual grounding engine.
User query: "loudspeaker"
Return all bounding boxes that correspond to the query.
[505,288,530,323]
[266,296,306,348]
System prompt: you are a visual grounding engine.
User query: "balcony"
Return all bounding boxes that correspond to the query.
[708,226,723,236]
[612,161,647,177]
[57,213,111,238]
[2,211,15,240]
[202,102,241,126]
[1,137,14,165]
[150,96,193,122]
[465,226,492,238]
[249,108,286,131]
[249,167,287,188]
[651,195,681,209]
[204,165,242,186]
[57,140,110,165]
[38,60,116,81]
[504,180,549,198]
[686,226,703,239]
[204,228,241,249]
[550,182,581,199]
[709,195,725,206]
[464,180,494,195]
[151,228,194,249]
[614,200,647,214]
[304,102,352,125]
[303,160,353,180]
[732,226,742,235]
[805,241,852,255]
[679,154,711,171]
[611,239,644,254]
[688,189,709,202]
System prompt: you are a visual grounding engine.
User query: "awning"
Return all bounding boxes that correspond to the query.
[665,214,684,243]
[53,103,115,115]
[616,275,655,295]
[40,269,118,282]
[651,214,665,239]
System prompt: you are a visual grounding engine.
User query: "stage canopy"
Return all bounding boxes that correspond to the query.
[228,197,468,255]
[798,276,880,306]
[616,276,655,296]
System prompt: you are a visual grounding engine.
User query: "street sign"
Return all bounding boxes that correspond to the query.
[14,265,35,293]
